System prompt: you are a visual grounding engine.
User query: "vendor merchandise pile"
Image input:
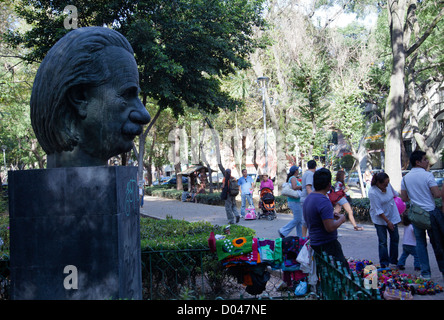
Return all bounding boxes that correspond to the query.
[348,258,443,300]
[208,233,316,296]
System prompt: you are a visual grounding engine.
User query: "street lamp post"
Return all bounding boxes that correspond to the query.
[1,145,6,184]
[257,76,269,175]
[1,145,6,170]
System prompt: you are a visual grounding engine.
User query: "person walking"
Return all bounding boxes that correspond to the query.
[400,150,444,280]
[368,172,401,268]
[279,165,303,237]
[363,169,373,197]
[221,169,240,224]
[238,168,255,218]
[303,168,349,269]
[300,160,317,237]
[333,171,364,231]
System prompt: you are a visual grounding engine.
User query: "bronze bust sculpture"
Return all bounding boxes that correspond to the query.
[30,27,150,168]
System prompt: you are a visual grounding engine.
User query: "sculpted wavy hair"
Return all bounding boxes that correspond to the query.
[30,27,134,154]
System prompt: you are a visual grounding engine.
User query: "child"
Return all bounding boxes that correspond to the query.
[397,213,421,271]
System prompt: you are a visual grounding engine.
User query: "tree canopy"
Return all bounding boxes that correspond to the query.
[5,0,266,117]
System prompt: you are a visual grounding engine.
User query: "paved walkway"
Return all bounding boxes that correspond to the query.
[140,195,444,300]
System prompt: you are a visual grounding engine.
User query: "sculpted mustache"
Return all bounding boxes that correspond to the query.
[121,121,143,136]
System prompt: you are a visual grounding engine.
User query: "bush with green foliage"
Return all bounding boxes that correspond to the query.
[0,215,9,260]
[140,215,255,251]
[140,216,256,299]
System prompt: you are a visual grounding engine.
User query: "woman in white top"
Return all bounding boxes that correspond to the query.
[368,172,401,268]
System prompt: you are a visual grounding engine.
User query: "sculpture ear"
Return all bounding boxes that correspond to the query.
[66,85,88,119]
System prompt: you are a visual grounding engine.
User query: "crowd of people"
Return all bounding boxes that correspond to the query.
[219,150,444,281]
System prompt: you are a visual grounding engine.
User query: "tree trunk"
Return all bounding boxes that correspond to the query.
[174,125,183,191]
[404,3,444,166]
[384,0,407,191]
[199,121,214,193]
[137,107,162,185]
[204,117,226,175]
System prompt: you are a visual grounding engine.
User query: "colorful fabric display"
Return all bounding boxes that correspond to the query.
[281,236,309,271]
[257,237,283,266]
[216,236,253,261]
[223,238,260,266]
[282,270,307,287]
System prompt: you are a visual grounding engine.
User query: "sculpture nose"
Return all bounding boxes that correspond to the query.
[129,100,151,125]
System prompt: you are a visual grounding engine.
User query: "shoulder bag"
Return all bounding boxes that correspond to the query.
[281,178,301,199]
[403,177,431,230]
[327,187,345,205]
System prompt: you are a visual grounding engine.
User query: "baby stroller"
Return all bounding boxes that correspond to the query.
[258,187,276,220]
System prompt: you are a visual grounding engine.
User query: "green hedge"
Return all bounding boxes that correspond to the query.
[140,215,255,251]
[140,216,256,299]
[0,215,8,260]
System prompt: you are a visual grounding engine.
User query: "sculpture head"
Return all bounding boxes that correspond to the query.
[30,27,151,168]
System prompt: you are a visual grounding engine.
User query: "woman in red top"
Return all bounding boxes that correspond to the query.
[333,171,363,231]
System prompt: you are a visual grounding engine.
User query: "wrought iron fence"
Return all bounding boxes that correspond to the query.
[0,259,9,300]
[141,248,381,300]
[313,251,381,300]
[0,249,381,300]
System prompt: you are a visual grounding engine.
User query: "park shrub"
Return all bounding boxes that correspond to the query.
[0,215,8,260]
[348,198,371,223]
[195,192,225,206]
[139,216,256,299]
[140,215,255,251]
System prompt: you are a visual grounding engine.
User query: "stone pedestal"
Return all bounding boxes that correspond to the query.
[8,166,142,300]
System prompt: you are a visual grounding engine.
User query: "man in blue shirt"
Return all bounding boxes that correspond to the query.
[303,168,348,269]
[238,169,255,218]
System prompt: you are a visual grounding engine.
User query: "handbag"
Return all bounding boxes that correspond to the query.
[327,187,345,205]
[403,178,431,230]
[408,204,431,230]
[281,182,301,198]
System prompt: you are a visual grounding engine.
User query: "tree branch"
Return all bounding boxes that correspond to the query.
[405,6,444,58]
[142,106,162,137]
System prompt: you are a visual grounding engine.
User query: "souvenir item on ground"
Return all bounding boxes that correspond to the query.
[363,265,378,290]
[348,258,443,299]
[294,280,308,296]
[383,287,413,300]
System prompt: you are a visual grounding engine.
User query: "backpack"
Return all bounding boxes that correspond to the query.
[229,177,239,196]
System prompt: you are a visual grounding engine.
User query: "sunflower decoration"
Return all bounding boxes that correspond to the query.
[232,237,247,247]
[216,236,254,261]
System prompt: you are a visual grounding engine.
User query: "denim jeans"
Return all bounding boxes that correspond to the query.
[413,208,444,278]
[225,195,239,224]
[240,193,254,217]
[398,244,420,269]
[374,224,399,267]
[279,201,303,237]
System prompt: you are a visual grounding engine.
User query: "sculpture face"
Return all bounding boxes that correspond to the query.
[30,27,151,168]
[77,47,149,162]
